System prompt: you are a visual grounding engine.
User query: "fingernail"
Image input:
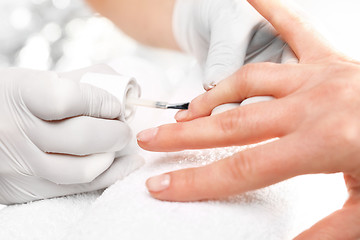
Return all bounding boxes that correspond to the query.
[137,127,158,142]
[147,174,171,192]
[175,110,188,121]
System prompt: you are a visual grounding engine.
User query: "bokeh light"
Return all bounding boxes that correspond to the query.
[42,22,62,43]
[0,0,139,71]
[52,0,70,9]
[10,7,32,30]
[15,34,51,70]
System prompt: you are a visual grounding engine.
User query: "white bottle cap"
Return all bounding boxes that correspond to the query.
[80,72,141,122]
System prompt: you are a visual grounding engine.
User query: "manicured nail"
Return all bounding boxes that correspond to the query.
[175,110,188,121]
[137,127,158,142]
[147,174,171,192]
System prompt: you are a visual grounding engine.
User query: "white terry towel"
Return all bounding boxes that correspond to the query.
[0,52,348,240]
[63,150,347,240]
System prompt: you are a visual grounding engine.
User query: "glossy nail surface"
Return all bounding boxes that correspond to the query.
[175,110,188,121]
[146,174,171,192]
[137,127,158,142]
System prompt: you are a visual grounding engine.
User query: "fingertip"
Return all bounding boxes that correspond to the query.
[146,172,190,202]
[146,167,211,202]
[146,174,171,193]
[136,127,159,143]
[203,78,217,91]
[176,94,214,121]
[174,110,189,122]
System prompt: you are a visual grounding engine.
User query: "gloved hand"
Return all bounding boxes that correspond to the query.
[173,0,298,90]
[0,65,144,205]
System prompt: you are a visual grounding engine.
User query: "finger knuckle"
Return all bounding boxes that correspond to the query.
[330,81,358,104]
[339,86,357,103]
[323,54,347,63]
[334,119,359,148]
[317,115,359,154]
[181,169,197,191]
[236,63,270,95]
[227,153,254,184]
[326,61,351,75]
[313,79,357,107]
[237,64,256,89]
[216,109,243,135]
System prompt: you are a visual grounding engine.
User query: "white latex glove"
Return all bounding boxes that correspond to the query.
[173,0,298,90]
[0,65,144,205]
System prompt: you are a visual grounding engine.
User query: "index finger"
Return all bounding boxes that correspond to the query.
[137,97,298,152]
[247,0,335,61]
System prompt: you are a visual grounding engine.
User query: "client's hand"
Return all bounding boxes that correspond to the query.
[137,0,360,239]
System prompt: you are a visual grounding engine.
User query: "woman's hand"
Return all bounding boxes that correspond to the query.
[137,0,360,239]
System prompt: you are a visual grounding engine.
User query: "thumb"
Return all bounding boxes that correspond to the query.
[294,202,360,240]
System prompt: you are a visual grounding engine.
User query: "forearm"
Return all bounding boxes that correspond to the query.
[86,0,179,50]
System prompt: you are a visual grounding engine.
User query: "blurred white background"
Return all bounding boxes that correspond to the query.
[0,0,359,70]
[296,0,360,60]
[0,0,139,71]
